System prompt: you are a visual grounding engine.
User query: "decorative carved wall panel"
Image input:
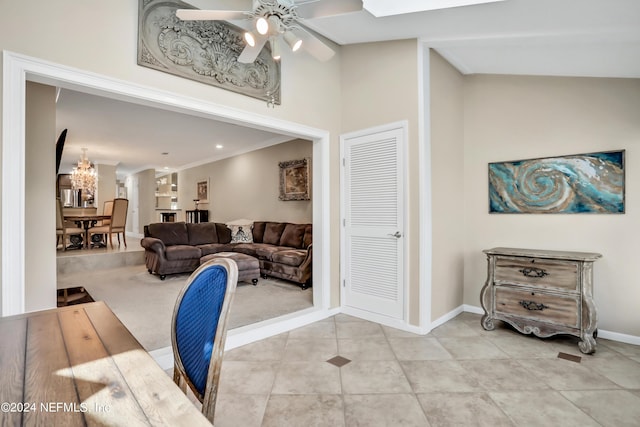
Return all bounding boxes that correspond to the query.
[138,0,281,104]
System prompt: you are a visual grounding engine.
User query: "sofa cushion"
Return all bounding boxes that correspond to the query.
[232,243,261,257]
[197,243,235,257]
[252,221,266,243]
[147,222,189,246]
[272,249,308,267]
[215,223,232,243]
[303,224,312,248]
[279,223,306,248]
[255,245,291,261]
[165,245,201,261]
[187,222,218,246]
[263,222,286,245]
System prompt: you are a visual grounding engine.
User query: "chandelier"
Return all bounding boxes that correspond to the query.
[70,148,97,196]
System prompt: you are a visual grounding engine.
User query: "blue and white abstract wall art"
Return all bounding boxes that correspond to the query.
[489,150,625,214]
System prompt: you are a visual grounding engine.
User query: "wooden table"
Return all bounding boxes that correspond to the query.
[64,215,111,249]
[0,301,210,426]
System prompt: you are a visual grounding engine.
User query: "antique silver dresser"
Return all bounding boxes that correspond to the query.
[480,247,602,354]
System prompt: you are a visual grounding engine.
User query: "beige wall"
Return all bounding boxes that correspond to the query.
[25,82,56,311]
[96,163,117,213]
[463,75,640,336]
[341,40,422,325]
[176,139,312,224]
[429,51,466,320]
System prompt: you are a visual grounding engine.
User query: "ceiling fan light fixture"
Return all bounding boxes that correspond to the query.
[244,31,256,47]
[284,31,302,52]
[270,37,281,60]
[256,16,269,35]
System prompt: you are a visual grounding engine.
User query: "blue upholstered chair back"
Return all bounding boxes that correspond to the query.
[171,258,238,422]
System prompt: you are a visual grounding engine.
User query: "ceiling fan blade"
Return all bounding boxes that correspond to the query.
[176,9,248,21]
[295,0,363,19]
[182,0,253,10]
[294,26,335,62]
[237,37,268,64]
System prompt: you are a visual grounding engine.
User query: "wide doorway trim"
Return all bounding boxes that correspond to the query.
[1,50,331,317]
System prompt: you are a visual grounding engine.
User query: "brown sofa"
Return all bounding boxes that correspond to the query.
[140,221,312,289]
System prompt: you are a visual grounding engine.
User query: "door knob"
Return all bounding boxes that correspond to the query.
[387,231,402,238]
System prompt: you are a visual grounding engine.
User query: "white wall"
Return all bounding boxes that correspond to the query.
[96,163,117,213]
[177,139,312,224]
[463,74,640,336]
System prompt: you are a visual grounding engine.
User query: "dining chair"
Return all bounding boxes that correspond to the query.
[171,258,238,424]
[56,198,84,251]
[101,199,113,226]
[88,198,128,249]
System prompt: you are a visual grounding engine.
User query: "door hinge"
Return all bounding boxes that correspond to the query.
[343,219,346,227]
[342,158,345,166]
[343,279,346,288]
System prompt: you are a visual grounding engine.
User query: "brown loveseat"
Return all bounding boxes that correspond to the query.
[140,221,312,288]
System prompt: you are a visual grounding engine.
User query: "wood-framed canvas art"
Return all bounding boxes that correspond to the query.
[489,150,625,214]
[196,178,209,204]
[279,158,310,201]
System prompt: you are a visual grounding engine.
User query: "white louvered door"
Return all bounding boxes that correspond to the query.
[342,126,404,319]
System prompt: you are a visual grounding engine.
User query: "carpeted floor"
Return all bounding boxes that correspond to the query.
[57,265,313,351]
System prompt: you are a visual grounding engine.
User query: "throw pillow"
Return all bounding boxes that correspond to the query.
[229,224,254,243]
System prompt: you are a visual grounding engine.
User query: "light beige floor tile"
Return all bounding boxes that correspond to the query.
[338,338,396,361]
[401,360,482,393]
[581,355,640,389]
[381,325,424,338]
[430,318,482,338]
[387,337,453,361]
[262,394,345,427]
[341,360,412,394]
[288,319,337,339]
[489,391,600,427]
[517,358,619,390]
[283,338,338,362]
[561,390,640,427]
[222,333,288,361]
[437,336,510,360]
[213,393,268,427]
[218,361,279,394]
[417,392,513,427]
[460,359,550,391]
[599,339,640,358]
[344,394,430,427]
[334,314,368,323]
[486,333,561,358]
[272,361,342,394]
[336,320,385,339]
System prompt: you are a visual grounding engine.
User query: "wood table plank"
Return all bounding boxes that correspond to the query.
[84,302,211,426]
[57,306,150,426]
[0,318,27,427]
[23,312,83,427]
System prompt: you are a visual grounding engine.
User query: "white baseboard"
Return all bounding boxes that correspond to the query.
[340,306,430,335]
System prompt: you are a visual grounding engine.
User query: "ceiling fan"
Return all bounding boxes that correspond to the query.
[176,0,363,63]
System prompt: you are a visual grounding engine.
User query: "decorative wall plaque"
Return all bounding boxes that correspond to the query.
[138,0,281,104]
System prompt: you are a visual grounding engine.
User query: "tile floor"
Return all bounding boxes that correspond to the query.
[181,312,640,426]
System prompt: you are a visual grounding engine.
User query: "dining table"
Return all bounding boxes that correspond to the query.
[63,214,111,249]
[0,301,211,426]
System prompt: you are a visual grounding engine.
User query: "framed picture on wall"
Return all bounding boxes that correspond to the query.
[196,178,209,204]
[279,158,310,201]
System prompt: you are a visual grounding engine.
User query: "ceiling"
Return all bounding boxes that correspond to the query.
[57,0,640,178]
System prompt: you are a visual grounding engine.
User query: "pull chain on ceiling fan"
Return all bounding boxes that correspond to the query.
[176,0,363,63]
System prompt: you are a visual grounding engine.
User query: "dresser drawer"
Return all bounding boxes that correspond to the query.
[494,257,579,291]
[495,286,580,329]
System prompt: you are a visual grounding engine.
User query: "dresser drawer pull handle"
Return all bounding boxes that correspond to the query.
[519,267,548,278]
[519,300,549,311]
